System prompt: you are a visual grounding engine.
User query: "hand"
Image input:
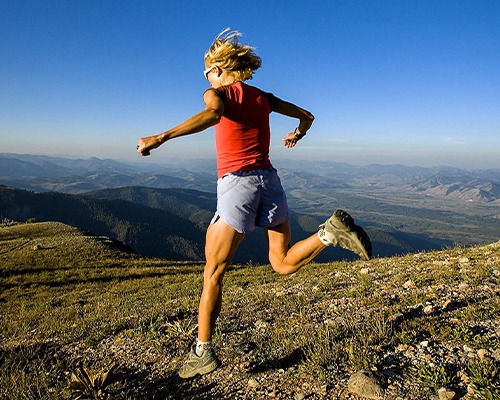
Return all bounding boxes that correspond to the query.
[137,135,163,156]
[283,132,299,148]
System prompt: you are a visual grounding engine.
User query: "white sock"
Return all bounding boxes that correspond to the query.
[195,339,212,356]
[318,227,331,246]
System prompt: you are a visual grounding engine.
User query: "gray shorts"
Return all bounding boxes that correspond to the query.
[211,168,289,233]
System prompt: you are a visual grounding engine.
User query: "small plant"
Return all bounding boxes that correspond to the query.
[165,319,198,340]
[450,325,473,344]
[415,364,450,391]
[467,359,500,400]
[68,364,118,399]
[139,316,164,336]
[354,273,374,297]
[411,274,429,288]
[0,216,17,226]
[302,326,347,377]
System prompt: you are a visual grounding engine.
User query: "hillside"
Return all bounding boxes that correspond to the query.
[0,185,453,264]
[0,185,207,261]
[1,222,498,399]
[2,154,499,253]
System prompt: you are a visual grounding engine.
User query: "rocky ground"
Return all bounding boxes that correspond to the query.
[1,223,498,399]
[61,242,499,399]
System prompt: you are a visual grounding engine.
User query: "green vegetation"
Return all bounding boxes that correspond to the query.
[1,222,498,399]
[4,184,497,266]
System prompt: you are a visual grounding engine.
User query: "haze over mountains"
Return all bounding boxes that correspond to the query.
[1,153,499,203]
[1,153,498,263]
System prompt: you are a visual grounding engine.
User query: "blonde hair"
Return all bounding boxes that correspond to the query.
[204,29,262,81]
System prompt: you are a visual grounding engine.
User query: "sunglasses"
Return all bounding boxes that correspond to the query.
[203,66,215,79]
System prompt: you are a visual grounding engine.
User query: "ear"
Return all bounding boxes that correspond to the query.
[214,66,223,77]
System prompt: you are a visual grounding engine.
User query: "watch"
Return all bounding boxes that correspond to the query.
[294,128,306,139]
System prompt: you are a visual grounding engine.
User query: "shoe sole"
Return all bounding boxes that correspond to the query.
[326,210,372,260]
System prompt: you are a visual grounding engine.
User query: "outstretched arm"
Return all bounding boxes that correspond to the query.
[272,98,314,148]
[137,90,224,156]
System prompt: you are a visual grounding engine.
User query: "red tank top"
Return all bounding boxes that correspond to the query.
[212,82,277,178]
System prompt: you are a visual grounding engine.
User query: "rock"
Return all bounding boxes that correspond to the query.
[477,348,488,361]
[255,320,268,329]
[442,299,453,310]
[438,387,456,400]
[403,279,415,289]
[423,304,437,314]
[396,344,408,352]
[457,370,470,383]
[247,378,260,388]
[348,370,385,399]
[491,348,500,361]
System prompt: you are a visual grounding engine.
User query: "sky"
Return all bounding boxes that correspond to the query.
[1,0,499,169]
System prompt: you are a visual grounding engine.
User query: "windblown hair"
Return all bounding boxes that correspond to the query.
[204,29,262,81]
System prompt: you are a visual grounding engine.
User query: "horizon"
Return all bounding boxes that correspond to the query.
[2,151,500,172]
[1,1,499,170]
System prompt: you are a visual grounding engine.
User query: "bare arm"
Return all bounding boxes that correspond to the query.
[137,90,224,156]
[272,98,314,148]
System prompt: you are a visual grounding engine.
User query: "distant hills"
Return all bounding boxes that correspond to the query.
[1,153,498,263]
[0,186,206,261]
[0,153,217,193]
[1,153,499,204]
[0,185,452,263]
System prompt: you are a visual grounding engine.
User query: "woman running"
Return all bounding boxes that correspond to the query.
[137,29,371,378]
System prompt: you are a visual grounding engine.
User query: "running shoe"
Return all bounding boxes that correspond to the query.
[178,344,220,379]
[318,209,372,260]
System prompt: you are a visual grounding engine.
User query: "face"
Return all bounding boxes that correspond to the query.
[203,65,214,80]
[203,63,223,88]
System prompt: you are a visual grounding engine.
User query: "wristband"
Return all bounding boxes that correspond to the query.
[294,128,306,139]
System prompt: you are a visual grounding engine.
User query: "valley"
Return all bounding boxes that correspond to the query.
[1,154,498,263]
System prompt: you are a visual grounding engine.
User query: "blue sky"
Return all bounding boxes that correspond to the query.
[1,0,499,168]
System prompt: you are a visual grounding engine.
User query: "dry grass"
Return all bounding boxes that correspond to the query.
[1,222,499,399]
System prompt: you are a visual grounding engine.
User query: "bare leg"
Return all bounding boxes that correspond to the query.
[265,221,326,275]
[198,218,244,342]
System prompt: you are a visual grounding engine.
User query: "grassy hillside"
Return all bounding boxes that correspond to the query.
[0,185,453,265]
[1,222,498,399]
[0,186,207,261]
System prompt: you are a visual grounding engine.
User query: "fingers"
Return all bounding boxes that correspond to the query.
[283,135,298,148]
[137,148,150,156]
[136,142,151,156]
[137,134,163,156]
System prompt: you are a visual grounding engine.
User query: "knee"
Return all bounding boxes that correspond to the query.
[270,261,294,276]
[204,263,227,285]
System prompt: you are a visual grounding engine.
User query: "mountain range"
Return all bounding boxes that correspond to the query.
[1,153,498,263]
[1,153,499,204]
